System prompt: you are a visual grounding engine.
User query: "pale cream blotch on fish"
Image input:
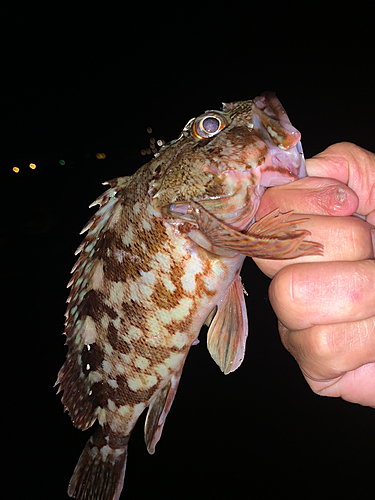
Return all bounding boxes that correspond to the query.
[56,92,323,500]
[180,252,204,294]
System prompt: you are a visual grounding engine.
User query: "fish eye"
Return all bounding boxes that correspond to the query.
[192,113,227,139]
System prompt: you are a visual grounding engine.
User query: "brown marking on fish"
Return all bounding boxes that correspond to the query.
[138,219,169,255]
[112,374,160,405]
[226,125,254,146]
[81,343,105,374]
[94,230,120,259]
[176,222,198,235]
[121,300,149,330]
[130,338,175,362]
[194,262,218,299]
[79,289,118,322]
[107,322,132,354]
[150,278,182,310]
[165,316,193,339]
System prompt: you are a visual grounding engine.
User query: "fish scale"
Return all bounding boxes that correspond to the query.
[56,92,323,499]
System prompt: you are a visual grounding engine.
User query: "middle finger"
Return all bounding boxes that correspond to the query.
[254,214,374,278]
[269,260,375,331]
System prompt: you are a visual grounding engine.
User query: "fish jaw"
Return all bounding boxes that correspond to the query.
[215,92,306,187]
[251,92,306,186]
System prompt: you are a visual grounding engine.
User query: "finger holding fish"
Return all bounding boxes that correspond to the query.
[256,176,359,219]
[254,211,374,278]
[307,142,375,225]
[253,175,373,277]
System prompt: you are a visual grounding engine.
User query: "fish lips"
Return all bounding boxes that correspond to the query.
[259,140,306,187]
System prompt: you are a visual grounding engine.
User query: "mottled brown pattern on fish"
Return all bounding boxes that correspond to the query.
[195,261,218,299]
[91,375,156,407]
[121,300,148,329]
[107,322,131,354]
[130,337,176,360]
[80,289,118,321]
[105,252,152,282]
[221,126,255,150]
[151,278,181,310]
[57,92,323,500]
[81,343,105,374]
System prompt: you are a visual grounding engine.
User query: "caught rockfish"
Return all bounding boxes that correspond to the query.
[56,92,323,499]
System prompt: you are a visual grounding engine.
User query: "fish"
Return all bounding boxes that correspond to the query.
[56,92,323,500]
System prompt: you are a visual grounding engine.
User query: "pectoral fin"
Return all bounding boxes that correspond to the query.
[207,275,248,375]
[189,201,323,259]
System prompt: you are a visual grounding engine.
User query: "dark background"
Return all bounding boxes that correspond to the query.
[2,4,374,500]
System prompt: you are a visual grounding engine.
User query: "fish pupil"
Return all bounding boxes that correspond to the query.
[202,117,220,134]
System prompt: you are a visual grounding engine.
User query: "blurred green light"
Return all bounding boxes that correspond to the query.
[59,159,65,165]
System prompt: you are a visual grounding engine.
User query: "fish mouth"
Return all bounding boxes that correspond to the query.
[250,94,306,185]
[269,140,306,181]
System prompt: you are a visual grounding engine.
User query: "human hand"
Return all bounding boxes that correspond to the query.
[254,142,375,408]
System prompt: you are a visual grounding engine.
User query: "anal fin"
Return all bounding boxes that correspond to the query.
[144,368,183,454]
[207,275,248,374]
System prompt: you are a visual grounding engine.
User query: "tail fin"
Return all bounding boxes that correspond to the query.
[68,426,128,500]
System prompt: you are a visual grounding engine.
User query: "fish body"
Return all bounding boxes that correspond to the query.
[56,92,323,499]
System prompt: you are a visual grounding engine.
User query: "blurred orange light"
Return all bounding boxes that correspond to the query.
[13,167,20,173]
[95,153,106,159]
[29,163,36,169]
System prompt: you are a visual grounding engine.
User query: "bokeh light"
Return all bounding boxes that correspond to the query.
[140,129,165,156]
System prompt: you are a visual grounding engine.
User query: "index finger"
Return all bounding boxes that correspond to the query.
[307,142,375,223]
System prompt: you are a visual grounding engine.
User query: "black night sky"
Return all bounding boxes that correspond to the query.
[2,5,374,500]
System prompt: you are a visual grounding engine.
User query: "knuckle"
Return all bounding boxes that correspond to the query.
[347,218,373,259]
[309,326,338,363]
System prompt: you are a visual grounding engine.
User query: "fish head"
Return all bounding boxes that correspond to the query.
[152,92,306,230]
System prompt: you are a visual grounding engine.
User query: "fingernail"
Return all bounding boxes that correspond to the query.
[371,229,375,256]
[335,187,347,204]
[329,185,358,215]
[329,186,349,213]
